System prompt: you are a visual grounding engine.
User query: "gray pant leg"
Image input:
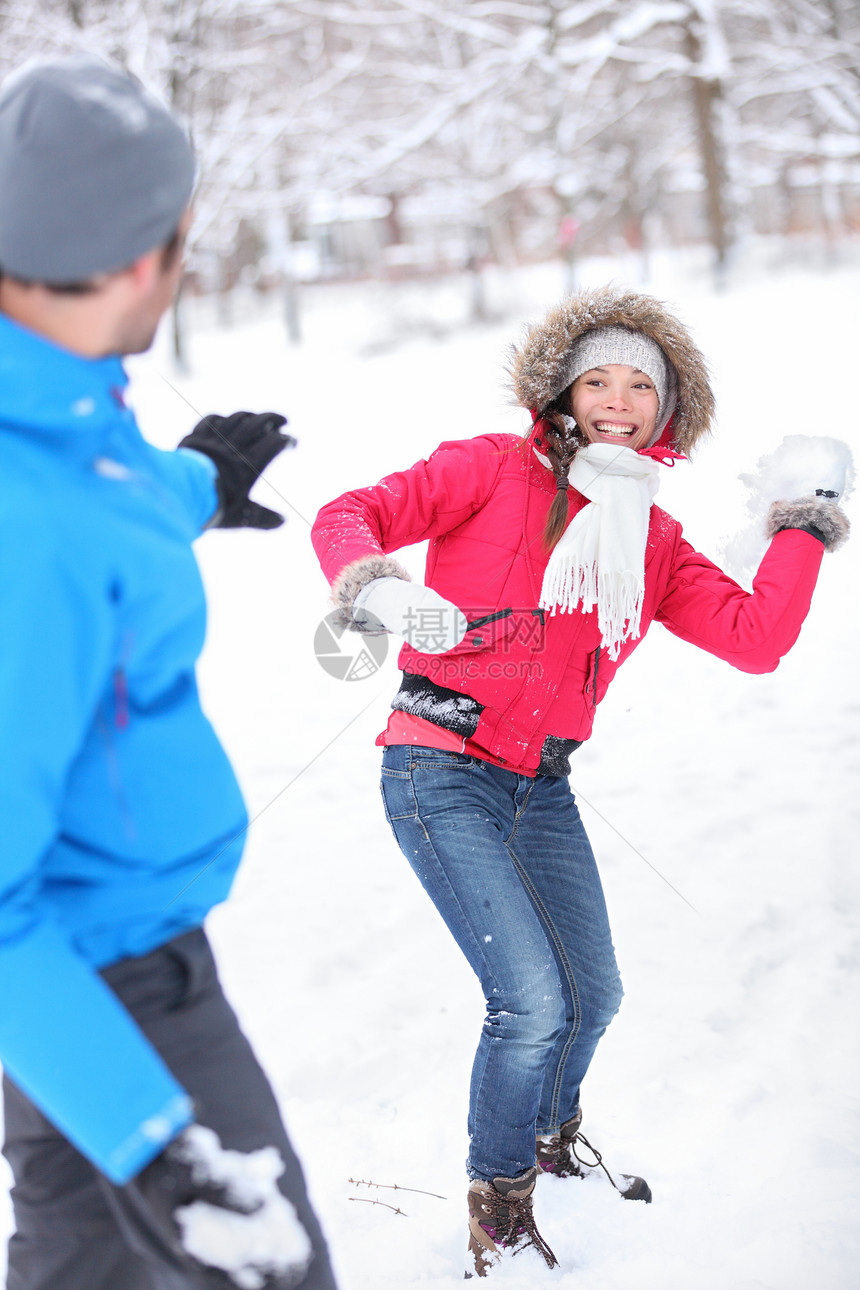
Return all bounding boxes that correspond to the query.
[3,929,338,1290]
[100,929,338,1290]
[2,1074,154,1290]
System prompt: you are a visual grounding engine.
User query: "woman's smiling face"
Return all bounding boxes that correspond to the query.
[569,364,659,451]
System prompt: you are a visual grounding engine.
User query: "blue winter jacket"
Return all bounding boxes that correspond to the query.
[0,312,249,1182]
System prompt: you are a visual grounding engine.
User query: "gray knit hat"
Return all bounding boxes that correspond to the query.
[567,325,678,444]
[0,54,195,282]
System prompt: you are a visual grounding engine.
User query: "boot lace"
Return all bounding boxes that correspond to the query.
[481,1191,558,1270]
[570,1130,622,1193]
[537,1126,625,1192]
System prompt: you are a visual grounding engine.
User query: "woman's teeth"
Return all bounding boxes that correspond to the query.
[595,423,636,436]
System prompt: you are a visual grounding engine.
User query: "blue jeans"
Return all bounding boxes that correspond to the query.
[380,745,623,1184]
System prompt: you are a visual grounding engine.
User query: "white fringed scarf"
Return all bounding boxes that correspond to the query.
[538,442,661,659]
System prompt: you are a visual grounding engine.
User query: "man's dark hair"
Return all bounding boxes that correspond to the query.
[159,225,183,273]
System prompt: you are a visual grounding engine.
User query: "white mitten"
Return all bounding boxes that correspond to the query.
[353,577,468,653]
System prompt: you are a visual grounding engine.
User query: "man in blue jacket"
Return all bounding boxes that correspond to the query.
[0,55,337,1290]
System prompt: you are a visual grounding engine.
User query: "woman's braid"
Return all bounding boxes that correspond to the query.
[539,396,584,551]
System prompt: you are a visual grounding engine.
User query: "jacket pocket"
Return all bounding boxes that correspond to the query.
[447,607,545,658]
[455,607,516,654]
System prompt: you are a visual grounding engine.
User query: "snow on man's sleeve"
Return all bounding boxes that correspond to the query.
[312,434,511,585]
[0,512,192,1183]
[655,528,824,673]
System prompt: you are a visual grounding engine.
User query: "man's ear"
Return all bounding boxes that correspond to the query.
[124,247,162,294]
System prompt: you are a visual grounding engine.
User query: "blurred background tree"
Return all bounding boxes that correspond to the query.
[2,0,858,333]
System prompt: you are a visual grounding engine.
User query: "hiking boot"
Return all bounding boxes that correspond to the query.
[536,1110,652,1203]
[465,1165,558,1278]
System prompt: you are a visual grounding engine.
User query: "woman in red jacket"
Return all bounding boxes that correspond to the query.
[311,287,849,1278]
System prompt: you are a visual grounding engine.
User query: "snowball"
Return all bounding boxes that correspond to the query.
[723,434,854,579]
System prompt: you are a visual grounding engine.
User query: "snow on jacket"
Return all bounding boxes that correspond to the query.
[0,312,248,1182]
[311,427,824,774]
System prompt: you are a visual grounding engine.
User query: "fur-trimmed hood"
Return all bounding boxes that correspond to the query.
[508,286,715,456]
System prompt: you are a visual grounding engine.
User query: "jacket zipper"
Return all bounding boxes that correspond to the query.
[466,607,513,631]
[587,646,601,709]
[114,667,129,729]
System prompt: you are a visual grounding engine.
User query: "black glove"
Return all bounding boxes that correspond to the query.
[180,411,296,530]
[113,1125,313,1289]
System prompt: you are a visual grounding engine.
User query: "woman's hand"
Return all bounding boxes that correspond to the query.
[353,577,468,653]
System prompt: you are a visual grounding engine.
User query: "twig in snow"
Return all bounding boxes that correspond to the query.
[348,1177,446,1200]
[348,1196,407,1217]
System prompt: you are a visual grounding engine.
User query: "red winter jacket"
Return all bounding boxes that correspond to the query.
[312,430,824,773]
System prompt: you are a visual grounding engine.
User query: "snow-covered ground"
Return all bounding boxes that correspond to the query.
[3,242,860,1288]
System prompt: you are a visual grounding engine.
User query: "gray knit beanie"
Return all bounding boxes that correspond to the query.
[567,325,678,443]
[0,54,195,282]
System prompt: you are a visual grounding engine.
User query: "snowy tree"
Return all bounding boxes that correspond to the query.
[725,0,860,241]
[2,0,857,305]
